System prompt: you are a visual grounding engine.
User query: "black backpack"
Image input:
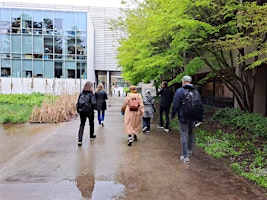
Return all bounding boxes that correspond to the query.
[181,88,203,120]
[76,93,93,113]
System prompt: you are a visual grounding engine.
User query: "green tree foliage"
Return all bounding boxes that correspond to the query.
[114,0,267,112]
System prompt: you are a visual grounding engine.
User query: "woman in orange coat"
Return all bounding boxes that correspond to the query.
[121,85,144,146]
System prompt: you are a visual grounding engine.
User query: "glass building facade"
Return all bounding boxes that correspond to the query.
[0,8,87,78]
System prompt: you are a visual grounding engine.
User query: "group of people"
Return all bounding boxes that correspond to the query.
[120,75,203,164]
[76,75,203,164]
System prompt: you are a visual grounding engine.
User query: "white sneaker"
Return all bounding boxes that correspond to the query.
[142,127,148,132]
[195,122,202,127]
[163,128,169,132]
[180,155,190,164]
[156,125,164,129]
[128,137,133,146]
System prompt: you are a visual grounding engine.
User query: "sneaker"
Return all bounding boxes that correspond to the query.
[133,135,137,141]
[180,155,190,164]
[145,131,150,133]
[195,122,202,127]
[90,135,96,138]
[128,137,133,146]
[188,150,193,157]
[78,141,82,146]
[163,128,169,132]
[142,127,147,132]
[101,122,104,127]
[156,125,164,129]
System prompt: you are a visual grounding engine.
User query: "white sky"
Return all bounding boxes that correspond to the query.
[2,0,123,7]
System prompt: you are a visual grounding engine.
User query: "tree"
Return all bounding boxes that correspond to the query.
[115,0,267,112]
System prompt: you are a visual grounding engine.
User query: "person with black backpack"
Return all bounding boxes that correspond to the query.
[76,81,97,146]
[171,75,203,164]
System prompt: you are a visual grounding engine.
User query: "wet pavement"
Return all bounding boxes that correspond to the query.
[0,96,266,200]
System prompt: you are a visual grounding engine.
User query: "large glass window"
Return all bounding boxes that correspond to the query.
[43,10,53,33]
[11,9,21,34]
[1,8,88,79]
[22,35,32,54]
[0,8,11,33]
[54,11,63,30]
[11,35,21,53]
[64,12,75,31]
[12,60,21,77]
[33,35,43,53]
[33,60,43,77]
[76,12,86,31]
[0,34,10,52]
[33,10,42,34]
[21,9,32,34]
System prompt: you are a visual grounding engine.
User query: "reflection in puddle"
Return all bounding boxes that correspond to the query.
[91,181,126,199]
[76,176,126,200]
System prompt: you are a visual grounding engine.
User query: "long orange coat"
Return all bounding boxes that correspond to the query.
[122,92,144,135]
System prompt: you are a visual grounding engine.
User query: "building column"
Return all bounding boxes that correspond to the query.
[107,71,110,95]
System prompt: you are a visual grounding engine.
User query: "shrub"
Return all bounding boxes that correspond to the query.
[212,107,267,139]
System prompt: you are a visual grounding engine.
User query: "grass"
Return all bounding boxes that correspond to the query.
[159,104,267,193]
[0,93,77,123]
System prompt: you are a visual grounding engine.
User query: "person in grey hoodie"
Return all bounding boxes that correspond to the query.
[142,89,155,133]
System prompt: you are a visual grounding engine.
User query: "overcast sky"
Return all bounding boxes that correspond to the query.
[2,0,123,7]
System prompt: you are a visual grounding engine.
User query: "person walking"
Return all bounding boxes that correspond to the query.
[142,89,155,134]
[95,83,108,127]
[171,75,203,163]
[76,81,97,146]
[156,81,173,132]
[121,85,144,146]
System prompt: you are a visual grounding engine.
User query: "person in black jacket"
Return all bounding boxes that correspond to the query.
[156,81,173,132]
[77,81,97,146]
[95,83,108,127]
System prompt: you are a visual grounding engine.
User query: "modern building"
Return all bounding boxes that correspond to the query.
[0,2,124,94]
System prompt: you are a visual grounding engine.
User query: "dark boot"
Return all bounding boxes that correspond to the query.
[78,125,85,146]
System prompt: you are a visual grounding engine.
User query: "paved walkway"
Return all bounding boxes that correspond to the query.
[0,95,266,199]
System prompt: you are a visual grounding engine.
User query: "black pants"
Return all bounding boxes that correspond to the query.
[159,106,170,129]
[78,111,94,141]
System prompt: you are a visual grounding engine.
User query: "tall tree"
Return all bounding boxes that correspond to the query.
[115,0,267,112]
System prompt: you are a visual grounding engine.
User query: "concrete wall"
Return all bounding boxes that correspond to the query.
[0,77,89,95]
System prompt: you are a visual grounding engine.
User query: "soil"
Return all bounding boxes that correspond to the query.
[153,104,267,196]
[200,107,267,195]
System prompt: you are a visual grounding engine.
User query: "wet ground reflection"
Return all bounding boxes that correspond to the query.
[76,175,126,199]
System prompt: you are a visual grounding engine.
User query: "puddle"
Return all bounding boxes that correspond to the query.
[0,180,126,200]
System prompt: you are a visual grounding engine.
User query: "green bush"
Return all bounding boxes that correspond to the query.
[0,93,54,123]
[212,107,267,139]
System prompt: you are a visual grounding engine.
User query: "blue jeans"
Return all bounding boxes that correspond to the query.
[97,110,105,124]
[178,121,194,157]
[143,117,151,131]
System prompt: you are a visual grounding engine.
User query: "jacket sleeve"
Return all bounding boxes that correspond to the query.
[91,94,97,109]
[171,89,182,118]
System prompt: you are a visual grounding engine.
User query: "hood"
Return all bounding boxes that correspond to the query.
[183,84,195,90]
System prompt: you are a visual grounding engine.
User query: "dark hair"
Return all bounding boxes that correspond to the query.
[162,81,168,87]
[83,81,94,92]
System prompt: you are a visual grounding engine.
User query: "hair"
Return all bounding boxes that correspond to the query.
[181,75,192,83]
[162,81,168,87]
[83,81,94,92]
[96,83,104,92]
